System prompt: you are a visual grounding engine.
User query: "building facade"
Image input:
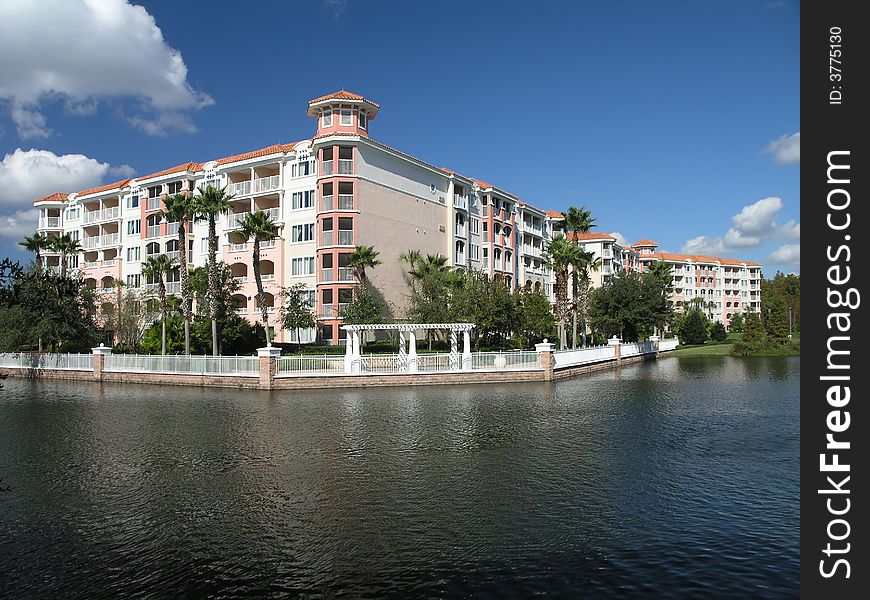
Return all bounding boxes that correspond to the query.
[32,90,762,343]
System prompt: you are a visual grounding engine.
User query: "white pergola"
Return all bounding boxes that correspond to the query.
[340,323,475,374]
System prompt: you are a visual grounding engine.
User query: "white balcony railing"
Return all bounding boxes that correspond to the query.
[146,197,161,211]
[260,238,276,249]
[84,207,120,224]
[229,243,248,252]
[232,276,247,284]
[166,222,180,236]
[82,233,120,249]
[253,175,281,194]
[338,159,354,175]
[261,273,275,281]
[166,282,181,294]
[146,225,161,239]
[455,224,466,237]
[83,261,98,269]
[229,180,251,196]
[338,267,354,282]
[453,195,467,209]
[101,259,116,267]
[39,217,62,229]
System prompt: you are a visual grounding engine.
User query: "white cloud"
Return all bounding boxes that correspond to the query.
[681,196,799,256]
[0,208,38,244]
[769,244,800,265]
[764,132,800,164]
[609,231,630,247]
[323,0,349,18]
[0,148,128,210]
[0,0,213,138]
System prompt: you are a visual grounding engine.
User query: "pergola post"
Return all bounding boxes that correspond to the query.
[408,330,418,372]
[462,329,472,371]
[449,330,459,370]
[351,331,361,374]
[344,332,353,374]
[398,331,407,371]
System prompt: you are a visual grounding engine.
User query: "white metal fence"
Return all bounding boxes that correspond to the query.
[104,354,259,377]
[0,353,93,370]
[621,341,656,357]
[659,338,679,351]
[553,345,616,369]
[276,355,345,375]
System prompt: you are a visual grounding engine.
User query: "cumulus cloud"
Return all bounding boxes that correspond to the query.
[681,196,799,256]
[0,0,213,138]
[0,208,39,244]
[323,0,349,18]
[609,231,630,247]
[0,148,131,210]
[769,244,800,266]
[764,132,800,164]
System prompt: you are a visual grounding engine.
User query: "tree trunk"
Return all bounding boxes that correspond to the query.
[179,220,191,355]
[253,240,270,347]
[571,270,578,349]
[160,282,167,356]
[207,217,219,355]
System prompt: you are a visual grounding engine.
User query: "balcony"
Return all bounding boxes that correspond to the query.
[82,233,120,249]
[229,243,248,252]
[453,195,467,209]
[261,239,277,249]
[262,273,275,281]
[166,251,179,261]
[167,222,180,236]
[146,225,161,239]
[338,159,353,175]
[523,245,542,258]
[84,207,120,224]
[101,259,116,267]
[229,180,252,196]
[455,224,466,237]
[166,282,181,294]
[252,175,281,194]
[83,260,98,269]
[455,253,466,266]
[522,221,543,236]
[38,217,62,229]
[233,276,247,284]
[146,197,161,211]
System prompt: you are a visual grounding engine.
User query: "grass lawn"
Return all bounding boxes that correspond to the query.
[671,333,742,357]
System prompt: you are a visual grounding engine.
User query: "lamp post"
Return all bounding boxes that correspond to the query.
[788,305,793,339]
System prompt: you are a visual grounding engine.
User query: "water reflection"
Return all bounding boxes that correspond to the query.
[0,357,799,598]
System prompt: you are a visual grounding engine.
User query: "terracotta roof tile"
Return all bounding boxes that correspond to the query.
[632,239,659,247]
[32,192,69,204]
[138,162,202,182]
[639,251,762,267]
[309,90,380,108]
[215,143,292,166]
[567,231,616,242]
[546,210,565,218]
[76,179,131,197]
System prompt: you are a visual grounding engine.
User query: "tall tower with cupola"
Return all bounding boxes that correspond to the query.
[307,91,380,344]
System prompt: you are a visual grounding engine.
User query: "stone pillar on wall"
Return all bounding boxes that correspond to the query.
[608,336,622,364]
[649,335,660,355]
[92,344,112,381]
[535,339,555,381]
[258,346,280,390]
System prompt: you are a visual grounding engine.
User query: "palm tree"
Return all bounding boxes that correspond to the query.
[160,193,196,354]
[235,211,278,347]
[193,185,234,355]
[141,254,176,355]
[544,235,582,349]
[20,233,50,274]
[561,206,596,348]
[347,244,381,284]
[50,233,82,278]
[407,253,449,281]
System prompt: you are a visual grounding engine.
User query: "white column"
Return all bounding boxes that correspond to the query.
[462,329,472,371]
[398,331,407,371]
[408,330,418,373]
[351,331,361,374]
[344,330,353,373]
[449,330,458,370]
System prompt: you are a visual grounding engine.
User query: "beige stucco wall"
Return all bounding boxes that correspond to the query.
[356,179,449,317]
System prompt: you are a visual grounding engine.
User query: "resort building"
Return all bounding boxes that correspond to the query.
[32,90,558,345]
[632,240,763,328]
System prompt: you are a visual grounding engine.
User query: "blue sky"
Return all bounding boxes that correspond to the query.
[0,0,799,273]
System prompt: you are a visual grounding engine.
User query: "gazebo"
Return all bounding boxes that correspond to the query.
[340,323,475,374]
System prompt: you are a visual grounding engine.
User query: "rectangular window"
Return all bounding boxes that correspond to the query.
[322,110,333,127]
[126,247,141,262]
[126,274,141,288]
[167,181,183,194]
[127,219,141,235]
[126,195,139,209]
[470,218,480,234]
[358,111,367,129]
[340,109,352,126]
[291,223,315,242]
[291,160,314,178]
[291,190,316,210]
[201,238,208,253]
[291,256,315,276]
[147,185,161,198]
[66,207,80,220]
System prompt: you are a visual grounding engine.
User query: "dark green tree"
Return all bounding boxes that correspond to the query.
[281,283,316,345]
[588,272,672,341]
[710,321,727,342]
[728,313,744,333]
[679,311,709,345]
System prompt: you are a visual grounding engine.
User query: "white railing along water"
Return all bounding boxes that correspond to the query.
[104,354,259,376]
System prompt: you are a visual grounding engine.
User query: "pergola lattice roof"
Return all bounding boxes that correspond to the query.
[341,323,474,332]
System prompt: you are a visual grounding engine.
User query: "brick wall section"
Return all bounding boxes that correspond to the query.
[93,354,105,380]
[258,356,277,390]
[539,350,554,381]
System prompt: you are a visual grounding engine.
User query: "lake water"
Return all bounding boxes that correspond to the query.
[0,356,799,598]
